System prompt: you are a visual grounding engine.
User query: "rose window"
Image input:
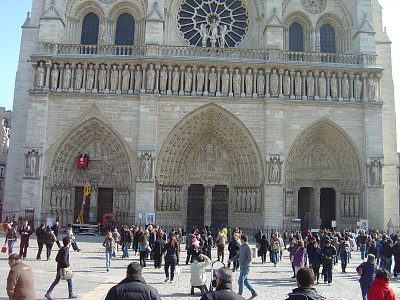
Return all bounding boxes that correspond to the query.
[177,0,249,48]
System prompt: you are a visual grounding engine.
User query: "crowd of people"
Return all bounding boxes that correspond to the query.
[2,218,400,300]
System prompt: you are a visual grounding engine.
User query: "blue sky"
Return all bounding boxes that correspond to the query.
[1,0,400,148]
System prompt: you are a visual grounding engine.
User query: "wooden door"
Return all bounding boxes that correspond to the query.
[97,188,113,222]
[74,187,90,223]
[211,185,229,227]
[187,185,205,229]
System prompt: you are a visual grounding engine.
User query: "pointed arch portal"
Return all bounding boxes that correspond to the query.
[156,104,264,229]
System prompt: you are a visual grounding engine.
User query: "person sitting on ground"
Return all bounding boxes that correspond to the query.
[190,254,210,295]
[286,267,326,300]
[368,268,397,300]
[200,267,245,300]
[105,262,161,300]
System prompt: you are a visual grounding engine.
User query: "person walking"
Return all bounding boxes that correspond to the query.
[357,254,378,300]
[7,253,36,300]
[138,234,149,267]
[66,227,81,252]
[285,267,326,300]
[368,268,397,300]
[228,233,241,271]
[103,231,116,272]
[105,262,161,300]
[43,226,56,260]
[121,225,132,258]
[112,228,121,256]
[36,223,45,259]
[153,233,165,269]
[309,241,322,284]
[5,223,17,255]
[45,237,78,300]
[228,234,258,299]
[292,240,307,275]
[338,237,350,273]
[216,229,227,263]
[18,220,33,259]
[393,240,400,277]
[163,236,179,283]
[321,239,336,285]
[270,233,281,267]
[259,235,268,264]
[51,222,62,248]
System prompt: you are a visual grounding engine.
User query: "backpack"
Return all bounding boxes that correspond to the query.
[272,239,280,251]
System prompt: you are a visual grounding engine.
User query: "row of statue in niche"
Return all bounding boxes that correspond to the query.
[34,61,379,100]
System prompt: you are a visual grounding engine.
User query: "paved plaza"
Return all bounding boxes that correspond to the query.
[0,234,399,300]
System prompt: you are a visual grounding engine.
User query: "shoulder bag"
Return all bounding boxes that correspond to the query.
[60,267,74,280]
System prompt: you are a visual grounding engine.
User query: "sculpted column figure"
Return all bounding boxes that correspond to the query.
[63,64,72,90]
[221,68,230,94]
[36,62,45,88]
[172,67,180,92]
[367,73,375,100]
[122,65,131,91]
[270,69,279,95]
[51,64,59,89]
[245,69,253,95]
[342,74,349,98]
[257,70,265,95]
[75,63,83,90]
[86,64,95,90]
[98,64,107,90]
[220,25,228,48]
[134,66,142,92]
[184,67,192,93]
[294,72,302,97]
[199,23,208,47]
[233,69,241,95]
[306,72,314,98]
[330,73,338,98]
[160,66,168,92]
[209,68,217,94]
[319,72,327,98]
[354,74,362,99]
[146,64,156,91]
[110,65,119,91]
[282,70,290,96]
[197,67,205,94]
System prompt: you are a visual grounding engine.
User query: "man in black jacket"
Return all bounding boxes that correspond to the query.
[105,262,161,300]
[19,220,33,259]
[45,237,77,300]
[51,222,61,248]
[36,223,45,259]
[201,267,245,300]
[286,267,325,300]
[321,240,336,285]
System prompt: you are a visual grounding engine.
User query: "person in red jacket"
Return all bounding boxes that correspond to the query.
[368,268,397,300]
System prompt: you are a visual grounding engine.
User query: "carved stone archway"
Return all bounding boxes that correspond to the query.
[46,113,133,225]
[285,118,363,229]
[156,104,263,229]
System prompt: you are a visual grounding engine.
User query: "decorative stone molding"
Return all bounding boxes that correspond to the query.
[368,158,383,186]
[24,148,41,179]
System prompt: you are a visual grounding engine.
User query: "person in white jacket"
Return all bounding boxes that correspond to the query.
[190,254,211,295]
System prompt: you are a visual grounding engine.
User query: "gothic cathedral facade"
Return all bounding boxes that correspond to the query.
[3,0,399,231]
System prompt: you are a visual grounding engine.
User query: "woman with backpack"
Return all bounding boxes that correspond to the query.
[357,254,378,300]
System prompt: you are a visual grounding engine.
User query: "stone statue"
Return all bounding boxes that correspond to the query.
[270,69,279,95]
[160,66,168,92]
[221,68,230,94]
[209,68,217,93]
[342,74,349,98]
[257,70,265,95]
[134,66,142,91]
[86,64,95,90]
[122,65,131,91]
[245,69,252,95]
[184,67,192,92]
[146,64,155,91]
[354,74,362,99]
[110,65,119,91]
[269,157,280,183]
[199,23,208,47]
[368,74,375,100]
[306,72,314,97]
[233,69,241,94]
[90,186,97,203]
[315,30,320,52]
[172,67,180,92]
[283,70,290,96]
[75,64,83,90]
[51,64,59,89]
[295,72,302,96]
[209,19,218,48]
[197,67,205,93]
[28,150,38,176]
[330,73,338,98]
[63,64,72,89]
[141,154,152,180]
[319,72,326,98]
[370,160,380,186]
[36,62,45,88]
[220,25,228,48]
[100,20,107,44]
[98,64,107,90]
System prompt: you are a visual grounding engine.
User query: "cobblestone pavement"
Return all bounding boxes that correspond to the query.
[0,235,399,300]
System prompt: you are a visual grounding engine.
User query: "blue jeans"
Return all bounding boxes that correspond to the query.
[7,239,15,255]
[271,250,278,265]
[360,244,366,260]
[47,269,73,297]
[123,242,130,258]
[384,258,392,273]
[360,282,371,300]
[238,266,257,296]
[106,250,112,269]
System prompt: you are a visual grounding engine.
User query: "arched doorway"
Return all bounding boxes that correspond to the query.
[285,118,363,230]
[156,104,264,229]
